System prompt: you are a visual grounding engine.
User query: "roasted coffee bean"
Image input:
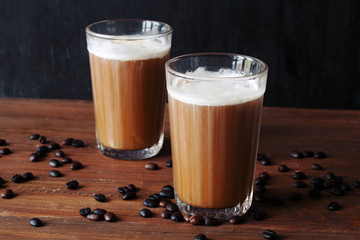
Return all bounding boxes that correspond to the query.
[302,150,314,158]
[288,192,302,201]
[39,136,47,144]
[310,182,324,190]
[260,158,271,165]
[314,151,326,159]
[278,164,289,172]
[65,180,79,190]
[12,174,25,183]
[48,143,60,150]
[61,157,73,164]
[22,172,34,181]
[94,193,106,202]
[183,214,191,222]
[145,163,158,170]
[0,148,11,155]
[166,202,178,212]
[71,139,84,147]
[118,187,126,194]
[104,212,117,222]
[71,161,82,170]
[294,181,307,188]
[190,215,204,225]
[262,230,277,240]
[37,146,49,153]
[311,177,325,185]
[49,159,61,168]
[268,196,284,206]
[62,138,73,145]
[143,198,159,208]
[165,160,172,167]
[121,187,131,193]
[0,177,3,187]
[255,184,267,193]
[205,217,220,225]
[122,191,136,200]
[325,172,336,180]
[159,190,175,199]
[0,139,6,146]
[161,210,172,219]
[54,150,65,157]
[340,183,351,191]
[292,171,306,180]
[49,170,62,177]
[330,187,345,196]
[79,207,91,217]
[254,177,266,185]
[354,181,360,188]
[309,189,321,199]
[290,151,304,159]
[194,234,208,240]
[311,163,323,170]
[29,218,43,227]
[128,184,137,192]
[257,153,266,161]
[327,201,340,211]
[159,199,171,208]
[29,153,40,162]
[229,216,243,224]
[323,181,335,189]
[171,212,184,222]
[30,134,40,140]
[330,176,343,184]
[148,193,161,200]
[87,213,103,221]
[162,185,174,192]
[1,189,15,199]
[93,208,107,215]
[139,208,152,218]
[259,172,270,180]
[254,193,269,203]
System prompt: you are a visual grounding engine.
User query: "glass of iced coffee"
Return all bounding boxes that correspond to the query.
[166,53,268,219]
[86,20,172,159]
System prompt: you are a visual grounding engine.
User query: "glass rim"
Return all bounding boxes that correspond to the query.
[85,19,173,40]
[165,52,268,82]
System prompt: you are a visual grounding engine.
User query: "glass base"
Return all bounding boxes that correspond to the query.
[175,191,253,220]
[97,133,164,160]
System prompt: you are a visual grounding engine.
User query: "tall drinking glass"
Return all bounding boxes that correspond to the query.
[86,20,172,159]
[166,53,268,219]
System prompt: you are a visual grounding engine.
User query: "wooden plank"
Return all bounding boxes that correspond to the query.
[0,98,359,239]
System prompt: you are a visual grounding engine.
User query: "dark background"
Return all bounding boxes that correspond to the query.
[0,0,359,109]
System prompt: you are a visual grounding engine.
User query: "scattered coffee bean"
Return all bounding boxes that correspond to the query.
[62,138,74,145]
[262,230,277,240]
[294,181,307,188]
[310,182,325,190]
[22,172,34,181]
[162,185,174,192]
[171,212,184,222]
[257,153,266,161]
[30,134,40,140]
[0,148,11,155]
[104,212,117,222]
[278,164,289,172]
[325,172,336,180]
[148,193,161,200]
[122,191,136,200]
[254,177,266,185]
[12,174,25,183]
[330,187,345,196]
[159,199,171,208]
[49,170,62,177]
[29,218,43,227]
[49,159,62,168]
[0,177,3,187]
[314,151,326,159]
[128,184,137,192]
[54,150,65,157]
[290,151,304,159]
[29,153,40,162]
[339,183,351,191]
[354,181,360,188]
[87,213,103,221]
[143,198,159,208]
[323,181,335,189]
[118,187,126,194]
[71,161,82,170]
[260,158,271,165]
[94,193,106,202]
[292,171,306,180]
[194,234,207,240]
[330,176,343,184]
[161,210,172,219]
[229,215,243,224]
[259,172,270,180]
[165,160,172,167]
[61,157,73,164]
[121,187,131,193]
[312,163,323,170]
[190,215,204,225]
[1,189,15,199]
[288,192,302,201]
[254,193,269,203]
[302,150,314,158]
[39,136,47,144]
[255,184,267,193]
[159,190,175,199]
[268,196,284,206]
[71,139,84,147]
[139,208,152,218]
[166,202,178,212]
[37,146,49,153]
[0,139,6,146]
[65,180,79,190]
[93,208,107,215]
[48,143,60,151]
[204,217,220,225]
[327,201,340,211]
[308,189,321,199]
[145,163,158,170]
[183,214,191,222]
[79,207,91,217]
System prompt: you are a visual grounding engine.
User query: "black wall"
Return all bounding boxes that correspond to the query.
[0,0,359,109]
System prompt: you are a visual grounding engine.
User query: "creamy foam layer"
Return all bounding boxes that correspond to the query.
[167,67,265,106]
[87,36,170,60]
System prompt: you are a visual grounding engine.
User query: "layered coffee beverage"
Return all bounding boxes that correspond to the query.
[86,20,172,159]
[166,54,268,218]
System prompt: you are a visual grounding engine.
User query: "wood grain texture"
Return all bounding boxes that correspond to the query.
[0,98,359,240]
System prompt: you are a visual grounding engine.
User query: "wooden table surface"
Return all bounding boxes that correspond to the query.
[0,97,359,239]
